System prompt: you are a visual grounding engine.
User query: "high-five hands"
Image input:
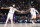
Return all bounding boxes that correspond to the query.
[21,11,25,13]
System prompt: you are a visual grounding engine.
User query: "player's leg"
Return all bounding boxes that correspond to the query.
[4,13,10,27]
[31,18,33,24]
[31,15,34,24]
[34,18,35,23]
[10,19,13,27]
[31,18,35,24]
[4,17,9,27]
[31,15,33,24]
[10,14,13,27]
[31,15,36,24]
[33,15,36,24]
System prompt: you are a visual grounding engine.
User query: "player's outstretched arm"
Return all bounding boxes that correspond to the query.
[25,9,30,13]
[1,7,10,9]
[16,10,24,13]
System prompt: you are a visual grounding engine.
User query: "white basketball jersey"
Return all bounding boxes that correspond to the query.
[30,8,36,15]
[9,7,17,13]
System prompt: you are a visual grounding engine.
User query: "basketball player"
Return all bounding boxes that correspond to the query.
[25,6,39,24]
[1,4,23,27]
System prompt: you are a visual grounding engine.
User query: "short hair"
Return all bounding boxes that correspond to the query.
[12,4,15,7]
[30,6,32,8]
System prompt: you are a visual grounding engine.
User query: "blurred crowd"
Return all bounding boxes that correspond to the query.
[1,0,40,13]
[0,0,40,22]
[1,0,28,10]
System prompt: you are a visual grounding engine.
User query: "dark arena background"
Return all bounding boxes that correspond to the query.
[0,0,40,27]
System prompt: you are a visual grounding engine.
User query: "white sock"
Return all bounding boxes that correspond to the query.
[32,21,35,24]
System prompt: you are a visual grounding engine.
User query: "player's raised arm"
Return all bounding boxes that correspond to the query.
[1,7,10,9]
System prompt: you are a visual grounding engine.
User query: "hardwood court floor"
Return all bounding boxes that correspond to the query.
[0,23,40,27]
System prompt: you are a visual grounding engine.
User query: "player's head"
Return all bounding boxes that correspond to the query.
[30,6,32,8]
[12,4,15,8]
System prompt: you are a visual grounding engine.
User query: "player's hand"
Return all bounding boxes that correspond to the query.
[1,7,4,9]
[21,11,24,13]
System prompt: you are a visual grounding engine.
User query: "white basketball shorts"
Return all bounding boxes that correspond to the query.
[31,14,36,19]
[7,13,13,19]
